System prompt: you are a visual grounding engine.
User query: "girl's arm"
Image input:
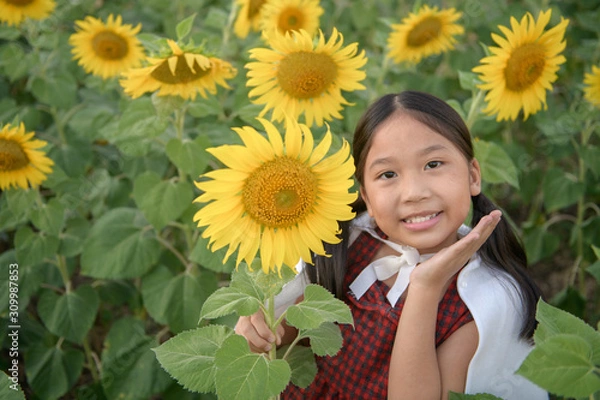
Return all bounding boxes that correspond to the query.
[388,210,501,400]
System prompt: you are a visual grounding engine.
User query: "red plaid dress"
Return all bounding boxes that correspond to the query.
[283,231,474,399]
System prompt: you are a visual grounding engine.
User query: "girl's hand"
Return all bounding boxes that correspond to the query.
[234,311,285,353]
[410,210,502,291]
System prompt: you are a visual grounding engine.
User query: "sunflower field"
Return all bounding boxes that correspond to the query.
[0,0,599,399]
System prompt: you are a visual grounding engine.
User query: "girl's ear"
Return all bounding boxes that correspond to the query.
[469,158,482,196]
[359,186,374,217]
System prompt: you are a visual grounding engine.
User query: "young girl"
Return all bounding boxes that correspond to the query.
[236,91,547,400]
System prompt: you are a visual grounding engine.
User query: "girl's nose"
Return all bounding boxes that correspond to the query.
[399,173,430,203]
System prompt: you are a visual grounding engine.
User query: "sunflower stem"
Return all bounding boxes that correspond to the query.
[466,89,485,130]
[83,336,100,383]
[173,107,188,181]
[56,255,72,293]
[575,119,594,295]
[155,234,192,271]
[373,56,391,100]
[268,292,277,361]
[221,0,238,54]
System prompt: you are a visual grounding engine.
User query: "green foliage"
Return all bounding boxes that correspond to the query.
[156,268,351,398]
[1,0,599,398]
[518,300,600,398]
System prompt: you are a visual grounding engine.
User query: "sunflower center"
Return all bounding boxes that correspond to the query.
[150,55,211,84]
[0,139,29,171]
[5,0,34,5]
[242,156,317,228]
[92,31,129,60]
[277,52,337,99]
[278,8,304,32]
[248,0,266,18]
[406,16,442,47]
[504,43,546,92]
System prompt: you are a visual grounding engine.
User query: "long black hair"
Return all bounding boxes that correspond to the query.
[306,90,542,339]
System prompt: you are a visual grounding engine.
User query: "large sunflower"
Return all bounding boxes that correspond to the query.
[0,0,55,26]
[386,5,464,65]
[472,10,569,121]
[234,0,267,39]
[193,118,357,274]
[246,28,367,128]
[0,123,53,190]
[69,14,145,80]
[583,65,600,108]
[120,39,237,100]
[259,0,324,37]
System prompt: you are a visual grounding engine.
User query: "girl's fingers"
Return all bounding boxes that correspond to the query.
[235,314,275,352]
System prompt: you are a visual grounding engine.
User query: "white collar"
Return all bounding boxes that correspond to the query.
[348,213,471,306]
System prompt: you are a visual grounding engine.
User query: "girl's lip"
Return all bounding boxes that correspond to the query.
[401,212,442,231]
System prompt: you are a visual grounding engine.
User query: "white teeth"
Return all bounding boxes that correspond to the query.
[404,213,438,224]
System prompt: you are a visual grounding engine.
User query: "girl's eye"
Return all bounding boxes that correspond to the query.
[425,161,442,169]
[379,171,397,179]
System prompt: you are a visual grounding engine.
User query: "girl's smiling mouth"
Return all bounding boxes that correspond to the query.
[402,212,442,230]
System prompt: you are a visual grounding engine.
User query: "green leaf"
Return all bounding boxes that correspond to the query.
[166,136,211,178]
[133,171,194,230]
[153,325,234,393]
[189,233,236,273]
[107,97,169,156]
[286,285,354,330]
[580,145,600,178]
[542,168,586,212]
[302,322,344,357]
[142,267,218,333]
[457,71,480,92]
[30,72,77,109]
[214,335,291,400]
[517,334,600,398]
[3,188,37,220]
[58,217,90,257]
[14,226,60,266]
[199,286,262,321]
[37,285,99,344]
[30,198,65,236]
[278,345,317,389]
[473,139,519,188]
[250,262,297,300]
[533,300,600,364]
[25,342,84,400]
[81,208,161,279]
[101,318,172,400]
[176,14,196,40]
[187,97,223,118]
[523,226,560,264]
[0,371,25,400]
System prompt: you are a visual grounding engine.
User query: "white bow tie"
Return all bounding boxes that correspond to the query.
[349,226,432,306]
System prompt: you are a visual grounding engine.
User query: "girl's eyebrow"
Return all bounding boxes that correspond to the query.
[367,144,450,170]
[367,156,394,170]
[419,144,449,156]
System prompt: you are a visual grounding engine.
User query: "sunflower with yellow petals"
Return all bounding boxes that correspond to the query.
[0,0,55,26]
[234,0,267,39]
[0,123,54,190]
[69,14,145,80]
[246,28,367,128]
[120,39,237,100]
[472,9,569,121]
[387,5,464,65]
[259,0,324,37]
[193,118,357,274]
[583,65,600,108]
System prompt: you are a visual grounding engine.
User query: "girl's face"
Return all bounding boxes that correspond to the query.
[360,112,481,254]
